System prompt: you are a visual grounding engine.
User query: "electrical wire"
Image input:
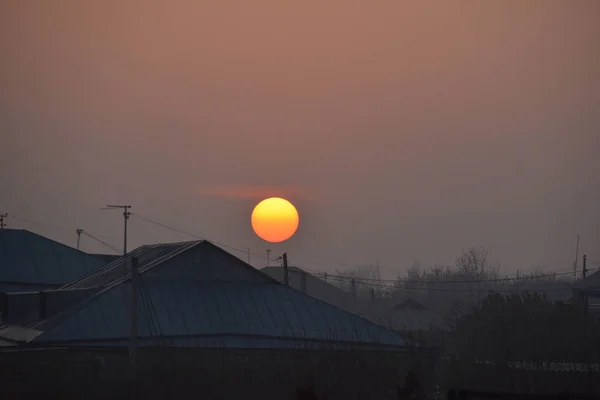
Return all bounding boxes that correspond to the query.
[80,230,122,254]
[10,215,119,240]
[130,212,600,288]
[131,212,266,260]
[322,274,598,293]
[9,212,598,295]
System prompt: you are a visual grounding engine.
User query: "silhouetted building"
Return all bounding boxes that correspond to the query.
[0,229,108,293]
[1,240,413,350]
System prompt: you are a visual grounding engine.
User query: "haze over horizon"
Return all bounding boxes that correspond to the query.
[2,1,599,279]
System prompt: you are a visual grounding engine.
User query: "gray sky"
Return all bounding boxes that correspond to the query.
[2,1,599,278]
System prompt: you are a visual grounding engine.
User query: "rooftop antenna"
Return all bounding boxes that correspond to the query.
[101,205,131,256]
[0,213,7,230]
[101,204,137,378]
[573,234,580,283]
[76,228,83,250]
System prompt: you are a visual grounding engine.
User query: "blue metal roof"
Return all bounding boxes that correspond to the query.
[61,241,201,289]
[0,229,108,291]
[33,280,410,349]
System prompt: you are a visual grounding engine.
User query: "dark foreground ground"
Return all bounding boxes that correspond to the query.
[0,346,437,399]
[2,347,600,399]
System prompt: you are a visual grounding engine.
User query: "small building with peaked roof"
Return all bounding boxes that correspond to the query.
[0,240,437,399]
[368,297,443,332]
[0,229,108,293]
[1,240,414,350]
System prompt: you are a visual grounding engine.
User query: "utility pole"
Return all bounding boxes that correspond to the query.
[282,253,289,286]
[324,273,328,283]
[0,213,7,230]
[76,228,83,250]
[351,278,356,301]
[573,234,580,283]
[247,248,251,264]
[266,249,271,267]
[582,254,588,280]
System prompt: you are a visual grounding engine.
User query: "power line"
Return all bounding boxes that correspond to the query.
[10,215,119,240]
[303,268,581,285]
[321,274,592,294]
[80,230,122,254]
[132,213,384,268]
[130,212,596,287]
[131,213,268,261]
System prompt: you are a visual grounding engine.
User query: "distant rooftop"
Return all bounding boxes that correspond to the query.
[0,229,108,292]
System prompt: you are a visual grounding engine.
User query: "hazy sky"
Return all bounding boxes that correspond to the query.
[2,1,599,278]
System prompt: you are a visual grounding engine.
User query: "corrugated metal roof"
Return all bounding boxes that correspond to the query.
[33,280,410,348]
[89,254,120,264]
[0,229,108,290]
[260,267,355,313]
[61,241,201,289]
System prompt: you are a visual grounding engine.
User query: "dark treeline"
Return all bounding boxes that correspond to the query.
[332,247,600,395]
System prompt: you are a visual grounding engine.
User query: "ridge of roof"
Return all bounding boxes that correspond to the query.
[32,240,281,332]
[1,228,87,255]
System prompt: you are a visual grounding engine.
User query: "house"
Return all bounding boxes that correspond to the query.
[0,229,109,293]
[0,240,414,350]
[385,298,443,331]
[0,240,439,398]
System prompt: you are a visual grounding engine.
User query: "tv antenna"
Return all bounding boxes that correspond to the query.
[101,205,131,255]
[101,204,137,378]
[573,234,580,283]
[76,228,83,250]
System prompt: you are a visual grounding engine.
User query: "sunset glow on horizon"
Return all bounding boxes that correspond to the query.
[251,197,299,243]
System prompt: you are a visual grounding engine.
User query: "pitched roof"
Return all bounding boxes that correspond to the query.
[0,229,108,291]
[21,241,412,349]
[392,298,428,311]
[61,240,278,290]
[61,241,204,289]
[33,281,410,349]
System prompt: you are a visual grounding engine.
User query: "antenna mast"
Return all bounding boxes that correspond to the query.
[573,234,580,283]
[76,228,83,250]
[101,204,136,377]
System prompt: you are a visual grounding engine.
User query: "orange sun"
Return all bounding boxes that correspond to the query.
[251,197,299,243]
